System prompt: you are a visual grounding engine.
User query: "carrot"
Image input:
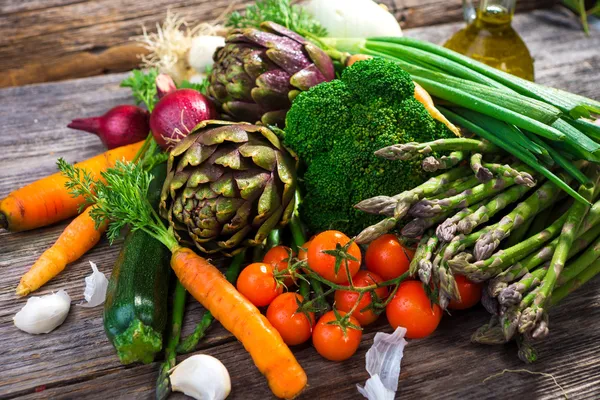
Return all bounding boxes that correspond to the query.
[413,82,461,136]
[0,141,143,232]
[171,247,307,399]
[16,205,107,296]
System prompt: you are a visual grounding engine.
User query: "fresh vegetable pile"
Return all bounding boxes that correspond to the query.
[2,0,600,399]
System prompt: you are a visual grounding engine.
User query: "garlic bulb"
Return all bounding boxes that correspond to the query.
[80,261,108,308]
[188,35,225,75]
[170,354,231,400]
[357,327,408,399]
[13,290,71,334]
[305,0,402,38]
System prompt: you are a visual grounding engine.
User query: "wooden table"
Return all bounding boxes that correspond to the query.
[1,7,599,400]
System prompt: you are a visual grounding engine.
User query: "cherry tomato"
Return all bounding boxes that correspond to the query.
[448,275,483,310]
[312,310,362,361]
[263,245,295,287]
[236,262,283,307]
[267,293,315,345]
[386,280,442,339]
[334,271,387,326]
[365,234,414,280]
[308,231,361,284]
[298,240,311,262]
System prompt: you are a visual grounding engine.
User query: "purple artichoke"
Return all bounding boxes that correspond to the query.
[208,21,335,127]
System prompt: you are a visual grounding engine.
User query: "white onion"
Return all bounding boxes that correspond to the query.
[305,0,402,38]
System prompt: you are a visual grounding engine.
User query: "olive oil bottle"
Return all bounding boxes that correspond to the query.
[444,0,534,81]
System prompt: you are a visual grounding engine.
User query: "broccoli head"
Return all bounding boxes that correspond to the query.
[284,57,454,235]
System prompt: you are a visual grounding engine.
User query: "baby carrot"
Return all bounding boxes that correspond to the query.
[16,205,107,296]
[0,141,143,232]
[171,247,307,399]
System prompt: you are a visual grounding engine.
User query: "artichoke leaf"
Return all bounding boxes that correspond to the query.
[198,125,249,146]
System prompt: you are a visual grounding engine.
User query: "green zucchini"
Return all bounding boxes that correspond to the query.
[103,163,171,364]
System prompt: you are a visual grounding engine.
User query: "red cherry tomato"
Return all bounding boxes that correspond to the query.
[448,275,483,310]
[263,245,295,287]
[266,293,315,346]
[386,280,442,339]
[298,240,311,262]
[334,271,387,326]
[308,231,361,284]
[312,310,362,361]
[365,234,414,281]
[236,262,283,307]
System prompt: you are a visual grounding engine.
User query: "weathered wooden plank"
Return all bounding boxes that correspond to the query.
[0,8,599,400]
[0,0,557,87]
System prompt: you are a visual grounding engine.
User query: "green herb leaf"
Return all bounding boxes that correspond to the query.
[121,69,159,111]
[226,0,327,37]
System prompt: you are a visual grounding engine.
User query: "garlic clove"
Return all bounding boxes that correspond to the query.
[79,261,109,308]
[188,36,226,75]
[13,290,71,334]
[170,354,231,400]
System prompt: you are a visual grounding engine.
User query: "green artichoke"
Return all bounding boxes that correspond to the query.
[208,21,335,127]
[160,121,297,254]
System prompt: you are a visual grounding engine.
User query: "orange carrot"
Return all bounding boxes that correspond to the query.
[171,247,307,399]
[347,53,373,67]
[16,205,107,296]
[413,82,461,136]
[0,141,143,232]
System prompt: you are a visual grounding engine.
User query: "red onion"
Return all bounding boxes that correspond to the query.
[67,105,149,149]
[150,89,218,150]
[156,74,177,99]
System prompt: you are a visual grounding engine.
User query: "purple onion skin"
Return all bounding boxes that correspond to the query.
[150,89,218,150]
[67,105,150,149]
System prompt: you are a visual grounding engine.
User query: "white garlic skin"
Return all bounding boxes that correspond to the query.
[13,290,71,334]
[170,354,231,400]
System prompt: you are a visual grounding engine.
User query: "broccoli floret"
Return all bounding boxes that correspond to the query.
[284,58,453,235]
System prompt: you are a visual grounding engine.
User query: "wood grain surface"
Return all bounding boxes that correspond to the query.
[1,8,600,400]
[0,0,558,88]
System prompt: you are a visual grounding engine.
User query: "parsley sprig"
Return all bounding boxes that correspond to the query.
[120,69,159,111]
[227,0,327,37]
[58,158,178,250]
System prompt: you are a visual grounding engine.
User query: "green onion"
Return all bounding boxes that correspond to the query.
[551,118,600,161]
[414,76,566,142]
[439,106,590,205]
[369,36,600,116]
[523,131,590,185]
[567,118,600,142]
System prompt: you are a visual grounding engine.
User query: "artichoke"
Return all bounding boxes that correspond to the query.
[160,121,297,254]
[208,21,335,127]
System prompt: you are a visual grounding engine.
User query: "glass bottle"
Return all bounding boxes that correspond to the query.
[444,0,535,81]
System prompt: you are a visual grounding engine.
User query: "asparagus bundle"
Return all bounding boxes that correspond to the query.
[356,137,600,362]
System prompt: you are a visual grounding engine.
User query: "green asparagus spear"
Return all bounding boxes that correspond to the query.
[355,166,471,217]
[498,265,548,306]
[483,162,537,187]
[473,179,563,261]
[374,138,500,161]
[519,182,596,334]
[457,183,532,235]
[409,234,430,276]
[410,166,534,218]
[470,153,493,182]
[422,151,465,172]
